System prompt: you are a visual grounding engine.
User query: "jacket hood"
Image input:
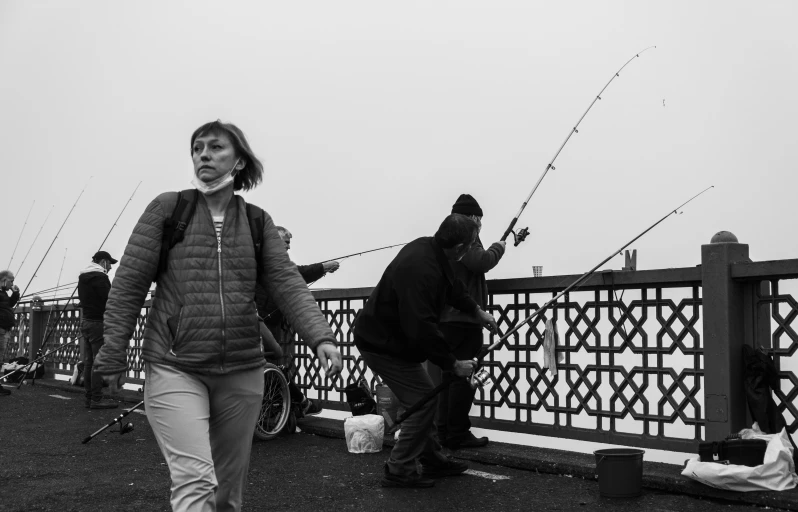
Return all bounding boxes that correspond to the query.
[80,262,107,275]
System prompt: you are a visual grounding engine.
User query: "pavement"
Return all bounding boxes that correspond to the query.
[1,378,798,511]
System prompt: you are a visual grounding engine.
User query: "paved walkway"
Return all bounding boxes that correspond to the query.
[0,379,796,511]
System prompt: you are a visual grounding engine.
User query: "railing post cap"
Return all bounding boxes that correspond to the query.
[710,231,739,244]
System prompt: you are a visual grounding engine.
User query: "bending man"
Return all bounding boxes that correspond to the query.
[354,214,498,488]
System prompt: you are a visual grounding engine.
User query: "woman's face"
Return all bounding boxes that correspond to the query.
[191,132,240,183]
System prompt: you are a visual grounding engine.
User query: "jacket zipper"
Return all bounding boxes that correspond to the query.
[217,230,226,371]
[169,308,184,356]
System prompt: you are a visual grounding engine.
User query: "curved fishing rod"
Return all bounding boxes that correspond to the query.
[16,205,54,277]
[387,185,714,430]
[7,200,35,269]
[500,46,657,247]
[19,177,93,299]
[4,181,142,386]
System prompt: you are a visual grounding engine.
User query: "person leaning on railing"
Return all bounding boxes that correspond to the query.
[93,120,343,512]
[0,269,20,396]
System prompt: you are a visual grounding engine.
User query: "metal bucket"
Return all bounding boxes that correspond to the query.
[594,448,645,498]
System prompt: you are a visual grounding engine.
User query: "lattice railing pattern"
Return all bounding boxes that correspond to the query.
[755,280,798,432]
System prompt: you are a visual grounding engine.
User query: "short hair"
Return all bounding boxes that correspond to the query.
[434,214,478,249]
[0,270,14,281]
[275,226,292,240]
[190,120,264,192]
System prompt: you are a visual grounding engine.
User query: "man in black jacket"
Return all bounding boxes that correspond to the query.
[78,251,118,409]
[0,270,20,396]
[354,214,499,488]
[255,226,340,418]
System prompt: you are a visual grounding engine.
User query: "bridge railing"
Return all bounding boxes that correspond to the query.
[12,237,789,453]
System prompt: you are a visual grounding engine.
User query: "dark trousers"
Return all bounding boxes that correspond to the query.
[81,319,105,402]
[434,323,484,441]
[358,344,449,476]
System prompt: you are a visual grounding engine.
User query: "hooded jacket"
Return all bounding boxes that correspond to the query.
[354,237,479,371]
[0,287,20,331]
[94,192,337,376]
[440,236,505,326]
[78,262,111,321]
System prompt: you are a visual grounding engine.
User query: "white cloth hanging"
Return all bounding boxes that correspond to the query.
[543,319,559,377]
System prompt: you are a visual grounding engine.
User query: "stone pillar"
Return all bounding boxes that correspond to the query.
[701,231,749,440]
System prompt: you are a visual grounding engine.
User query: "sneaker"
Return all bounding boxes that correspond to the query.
[381,466,435,488]
[301,398,323,416]
[89,398,119,409]
[0,386,10,396]
[420,457,469,478]
[446,432,489,450]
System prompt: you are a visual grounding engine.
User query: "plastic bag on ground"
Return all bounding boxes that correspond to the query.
[344,414,384,454]
[682,423,798,492]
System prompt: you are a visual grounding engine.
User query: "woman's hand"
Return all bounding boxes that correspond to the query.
[101,373,126,395]
[316,343,343,379]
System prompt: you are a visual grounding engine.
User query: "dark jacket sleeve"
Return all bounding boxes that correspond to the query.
[395,268,457,371]
[95,198,165,375]
[447,278,479,317]
[459,239,506,274]
[93,275,111,311]
[9,289,19,308]
[297,263,325,284]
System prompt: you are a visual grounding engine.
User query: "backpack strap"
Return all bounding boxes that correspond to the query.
[246,202,265,281]
[155,189,199,281]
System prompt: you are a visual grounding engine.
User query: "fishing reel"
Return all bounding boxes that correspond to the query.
[510,227,529,247]
[112,422,135,436]
[469,364,491,390]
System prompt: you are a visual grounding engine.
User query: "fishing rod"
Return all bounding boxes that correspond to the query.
[43,248,68,332]
[7,200,35,269]
[385,185,714,431]
[4,181,142,386]
[16,205,54,277]
[82,401,142,444]
[500,46,657,247]
[19,177,93,299]
[20,281,79,300]
[321,242,409,263]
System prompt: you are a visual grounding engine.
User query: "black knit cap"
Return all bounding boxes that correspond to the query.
[451,194,483,217]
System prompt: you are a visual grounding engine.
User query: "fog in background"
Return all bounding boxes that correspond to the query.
[1,1,796,296]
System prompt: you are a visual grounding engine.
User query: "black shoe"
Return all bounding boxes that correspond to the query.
[420,458,469,478]
[89,398,118,409]
[381,467,435,488]
[0,386,10,396]
[301,398,323,416]
[447,432,489,450]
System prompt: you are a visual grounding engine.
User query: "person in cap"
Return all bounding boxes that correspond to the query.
[354,214,499,488]
[435,194,506,449]
[77,250,119,409]
[0,269,20,396]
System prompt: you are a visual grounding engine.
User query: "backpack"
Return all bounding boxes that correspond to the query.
[155,189,265,282]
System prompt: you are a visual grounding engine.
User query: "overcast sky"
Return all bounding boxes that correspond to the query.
[1,0,796,296]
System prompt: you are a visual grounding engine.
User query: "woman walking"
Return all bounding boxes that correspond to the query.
[94,120,342,511]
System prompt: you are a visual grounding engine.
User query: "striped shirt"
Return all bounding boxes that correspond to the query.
[212,215,224,240]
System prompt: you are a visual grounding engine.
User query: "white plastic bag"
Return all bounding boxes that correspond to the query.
[682,423,798,492]
[344,414,384,454]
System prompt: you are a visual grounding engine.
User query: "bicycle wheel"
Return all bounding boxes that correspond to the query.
[254,363,291,441]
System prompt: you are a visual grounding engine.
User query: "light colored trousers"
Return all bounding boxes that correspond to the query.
[145,362,264,512]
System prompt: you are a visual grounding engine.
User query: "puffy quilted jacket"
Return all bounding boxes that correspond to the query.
[94,192,336,376]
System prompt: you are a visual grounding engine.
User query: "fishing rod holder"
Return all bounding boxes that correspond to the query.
[511,227,530,247]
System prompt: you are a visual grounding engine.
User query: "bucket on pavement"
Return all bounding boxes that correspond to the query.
[594,448,645,498]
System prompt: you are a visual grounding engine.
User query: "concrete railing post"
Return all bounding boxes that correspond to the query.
[701,231,750,440]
